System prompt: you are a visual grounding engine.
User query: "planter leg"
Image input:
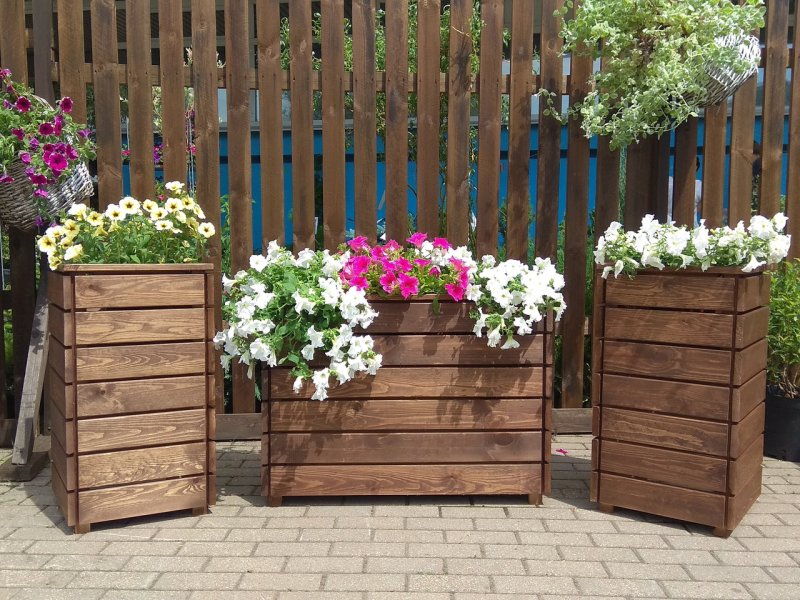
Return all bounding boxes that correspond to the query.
[74,523,90,534]
[267,495,283,508]
[192,506,208,516]
[597,503,615,514]
[712,527,732,539]
[527,493,542,505]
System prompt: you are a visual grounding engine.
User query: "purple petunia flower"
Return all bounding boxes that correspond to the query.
[15,96,31,112]
[19,152,31,164]
[58,97,73,113]
[2,99,12,109]
[27,172,48,186]
[45,152,68,175]
[33,188,49,198]
[28,137,40,149]
[77,128,92,139]
[0,68,11,79]
[0,173,14,184]
[11,128,24,140]
[34,215,46,228]
[38,122,55,136]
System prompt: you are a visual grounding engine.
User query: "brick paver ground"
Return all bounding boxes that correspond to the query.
[0,435,798,599]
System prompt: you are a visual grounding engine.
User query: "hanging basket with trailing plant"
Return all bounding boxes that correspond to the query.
[0,70,95,230]
[560,0,765,150]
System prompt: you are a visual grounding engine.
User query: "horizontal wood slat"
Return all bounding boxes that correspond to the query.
[270,398,543,432]
[730,403,765,458]
[76,342,207,382]
[598,473,726,529]
[734,339,768,386]
[270,432,542,464]
[604,273,736,311]
[73,274,207,309]
[365,301,476,334]
[78,475,207,526]
[78,442,207,489]
[602,341,731,385]
[47,368,72,420]
[77,409,207,453]
[49,401,74,455]
[72,308,207,345]
[271,367,544,399]
[48,271,73,310]
[269,464,540,497]
[603,308,734,348]
[51,464,76,527]
[76,375,207,418]
[730,434,764,493]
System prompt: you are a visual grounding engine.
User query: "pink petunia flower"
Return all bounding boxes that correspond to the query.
[347,236,371,253]
[11,128,24,141]
[58,97,73,113]
[370,245,386,260]
[19,152,31,164]
[349,276,369,290]
[39,122,55,136]
[429,266,441,277]
[383,240,401,252]
[0,69,11,79]
[15,96,31,112]
[0,173,14,184]
[555,448,569,456]
[394,257,413,272]
[397,273,419,299]
[28,137,40,149]
[445,282,465,302]
[433,237,451,250]
[414,258,431,268]
[379,272,397,293]
[44,152,68,175]
[351,255,371,277]
[33,188,49,198]
[407,232,427,248]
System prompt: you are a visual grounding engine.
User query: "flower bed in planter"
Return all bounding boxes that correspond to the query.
[261,298,553,505]
[46,263,216,533]
[591,267,769,536]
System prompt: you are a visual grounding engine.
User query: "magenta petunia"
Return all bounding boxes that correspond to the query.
[351,255,371,277]
[38,122,55,136]
[15,96,31,112]
[58,97,73,113]
[383,240,401,252]
[19,152,31,164]
[53,115,63,136]
[394,257,413,272]
[347,236,370,253]
[78,128,92,139]
[11,127,24,140]
[28,172,48,186]
[397,273,419,299]
[445,282,465,302]
[0,68,11,79]
[33,188,49,198]
[349,276,369,290]
[379,272,397,293]
[429,266,441,277]
[0,173,14,184]
[44,151,68,175]
[28,137,40,149]
[433,237,451,250]
[406,232,427,248]
[414,258,431,268]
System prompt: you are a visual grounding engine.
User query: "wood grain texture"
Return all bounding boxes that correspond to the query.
[257,0,285,247]
[75,342,206,382]
[729,434,764,493]
[55,0,87,123]
[270,464,540,497]
[158,0,187,183]
[78,475,206,526]
[321,0,346,250]
[672,119,699,226]
[726,463,762,530]
[48,338,74,384]
[602,341,731,385]
[603,307,735,348]
[701,103,727,227]
[73,274,206,309]
[270,398,543,432]
[48,306,72,347]
[47,367,72,420]
[597,473,726,529]
[271,431,542,464]
[49,399,75,456]
[737,273,771,313]
[599,440,726,494]
[604,273,735,311]
[384,0,409,243]
[624,137,658,226]
[47,271,73,310]
[599,407,728,456]
[730,402,765,458]
[51,433,75,491]
[364,301,476,333]
[271,367,544,399]
[77,408,206,453]
[125,0,155,200]
[733,370,767,422]
[352,0,377,243]
[76,375,206,418]
[71,308,206,345]
[445,0,473,247]
[415,0,441,237]
[475,0,503,257]
[506,0,534,260]
[733,338,768,386]
[51,464,77,527]
[78,442,206,489]
[91,0,124,206]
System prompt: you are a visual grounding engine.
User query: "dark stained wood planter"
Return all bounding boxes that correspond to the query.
[591,267,769,536]
[262,298,553,505]
[46,264,217,533]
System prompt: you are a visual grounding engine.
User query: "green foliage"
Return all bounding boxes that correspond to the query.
[768,260,800,398]
[560,0,765,149]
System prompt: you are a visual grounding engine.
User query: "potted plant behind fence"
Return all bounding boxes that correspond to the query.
[560,0,764,149]
[765,260,800,462]
[591,214,790,536]
[40,182,217,533]
[217,234,565,506]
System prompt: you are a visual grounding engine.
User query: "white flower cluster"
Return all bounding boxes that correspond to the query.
[595,214,791,278]
[472,256,566,349]
[215,243,380,400]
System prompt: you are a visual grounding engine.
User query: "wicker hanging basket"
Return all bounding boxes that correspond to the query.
[702,34,761,106]
[0,96,94,231]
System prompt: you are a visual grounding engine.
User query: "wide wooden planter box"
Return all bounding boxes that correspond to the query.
[591,267,769,536]
[46,264,217,533]
[261,298,553,506]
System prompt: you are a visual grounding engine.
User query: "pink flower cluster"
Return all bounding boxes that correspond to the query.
[340,233,471,302]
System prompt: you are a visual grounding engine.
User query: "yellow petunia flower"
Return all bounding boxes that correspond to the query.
[37,235,57,254]
[198,222,216,239]
[155,220,172,231]
[181,195,196,210]
[105,204,126,221]
[174,210,187,224]
[165,198,182,213]
[120,196,141,215]
[193,205,206,219]
[48,254,62,270]
[63,219,80,235]
[63,244,83,261]
[86,211,104,227]
[142,199,157,213]
[150,207,168,220]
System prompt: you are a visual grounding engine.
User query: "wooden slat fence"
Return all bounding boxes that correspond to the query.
[0,0,795,430]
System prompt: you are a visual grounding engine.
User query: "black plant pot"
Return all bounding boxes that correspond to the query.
[764,391,800,463]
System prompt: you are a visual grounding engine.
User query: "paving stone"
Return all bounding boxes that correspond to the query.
[473,518,546,532]
[557,546,640,562]
[590,533,669,548]
[440,507,507,519]
[302,528,374,542]
[604,562,690,580]
[444,529,517,544]
[15,590,104,600]
[366,557,443,574]
[685,564,773,582]
[206,556,286,573]
[334,517,405,530]
[662,581,753,599]
[523,560,607,577]
[225,528,300,542]
[406,517,474,530]
[277,594,360,600]
[484,544,560,560]
[254,542,331,557]
[45,554,129,571]
[408,574,491,593]
[67,571,158,590]
[745,582,800,600]
[374,529,444,543]
[0,568,77,588]
[101,541,179,556]
[325,573,406,592]
[124,556,209,572]
[740,537,800,552]
[28,540,109,555]
[191,593,275,600]
[407,542,481,558]
[153,528,228,541]
[154,572,242,590]
[368,594,450,600]
[543,519,616,533]
[713,550,797,566]
[331,542,407,557]
[239,573,322,591]
[764,566,800,583]
[574,577,666,597]
[491,575,578,595]
[285,557,364,573]
[178,542,256,556]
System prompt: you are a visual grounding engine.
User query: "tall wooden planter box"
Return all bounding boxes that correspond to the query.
[261,298,553,506]
[591,267,769,536]
[46,264,217,533]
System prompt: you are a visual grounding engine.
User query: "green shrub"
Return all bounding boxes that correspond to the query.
[768,260,800,398]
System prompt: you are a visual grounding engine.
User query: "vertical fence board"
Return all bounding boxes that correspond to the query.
[729,80,757,226]
[353,0,377,243]
[476,0,504,257]
[445,0,473,247]
[536,0,563,260]
[126,0,155,201]
[416,0,441,237]
[561,17,592,409]
[624,137,659,226]
[385,0,409,242]
[321,0,346,250]
[56,0,87,124]
[673,119,699,227]
[786,4,800,257]
[192,0,222,411]
[91,0,123,208]
[759,0,789,216]
[701,104,727,227]
[226,0,254,413]
[257,0,284,248]
[654,136,671,222]
[289,0,315,252]
[159,0,187,184]
[33,0,54,104]
[1,0,36,419]
[593,54,620,234]
[506,0,533,260]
